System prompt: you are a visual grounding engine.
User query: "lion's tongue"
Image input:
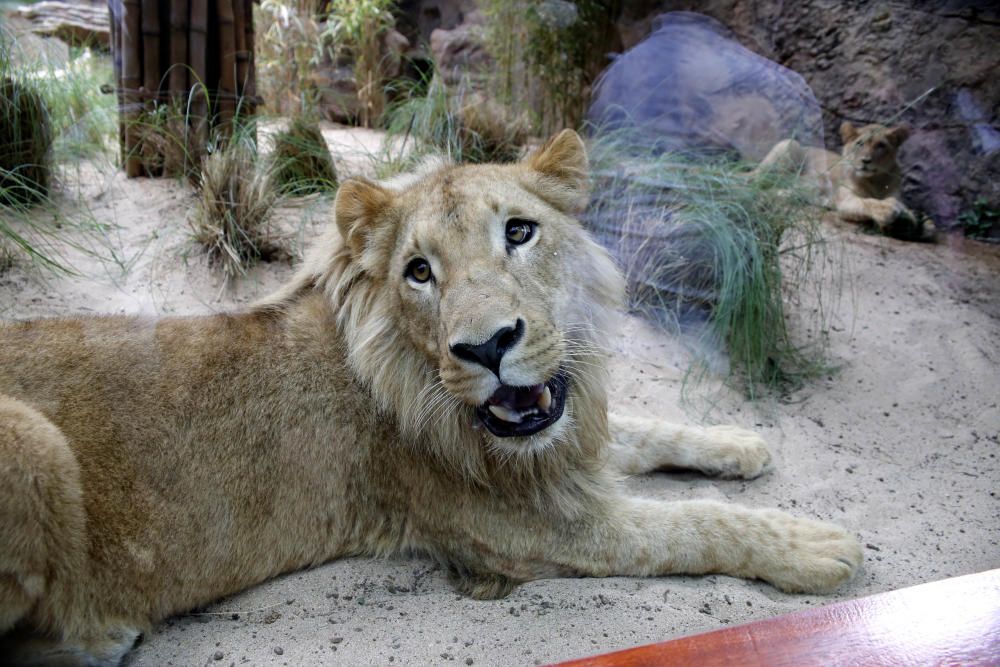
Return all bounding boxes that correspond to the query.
[486,383,549,423]
[488,383,544,409]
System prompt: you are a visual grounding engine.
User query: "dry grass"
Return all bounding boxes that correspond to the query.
[190,139,280,282]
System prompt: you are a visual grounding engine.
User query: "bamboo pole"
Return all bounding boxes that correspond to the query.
[232,0,247,109]
[139,0,160,174]
[189,0,209,156]
[108,0,125,165]
[140,0,159,106]
[168,0,189,103]
[122,0,142,177]
[244,0,256,116]
[217,0,237,135]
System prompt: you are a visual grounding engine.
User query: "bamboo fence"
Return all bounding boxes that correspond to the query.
[108,0,259,177]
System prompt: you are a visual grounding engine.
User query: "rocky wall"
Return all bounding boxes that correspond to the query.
[615,0,1000,231]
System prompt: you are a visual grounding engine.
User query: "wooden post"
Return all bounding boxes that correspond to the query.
[244,0,256,116]
[189,0,209,155]
[121,0,143,177]
[217,0,237,134]
[108,0,125,165]
[169,0,189,103]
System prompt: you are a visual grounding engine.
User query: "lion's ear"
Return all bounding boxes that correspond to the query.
[523,129,589,212]
[335,178,395,259]
[840,121,859,144]
[887,124,910,147]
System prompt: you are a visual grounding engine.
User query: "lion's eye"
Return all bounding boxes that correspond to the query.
[505,219,536,246]
[405,258,432,283]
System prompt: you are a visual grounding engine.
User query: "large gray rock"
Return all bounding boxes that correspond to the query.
[588,12,824,161]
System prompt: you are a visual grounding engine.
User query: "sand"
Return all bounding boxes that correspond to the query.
[1,127,998,666]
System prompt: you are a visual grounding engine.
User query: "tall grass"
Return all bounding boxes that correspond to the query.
[270,115,338,195]
[482,0,617,135]
[322,0,397,127]
[378,69,527,175]
[256,0,326,115]
[586,130,840,394]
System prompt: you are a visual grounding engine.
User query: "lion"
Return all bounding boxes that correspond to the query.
[756,121,930,240]
[0,130,862,666]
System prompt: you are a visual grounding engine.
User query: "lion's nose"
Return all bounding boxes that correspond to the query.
[450,319,525,377]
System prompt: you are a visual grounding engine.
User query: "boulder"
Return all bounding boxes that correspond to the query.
[15,1,110,50]
[588,12,824,161]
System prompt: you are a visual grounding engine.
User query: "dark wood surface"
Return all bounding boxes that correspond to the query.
[554,569,1000,666]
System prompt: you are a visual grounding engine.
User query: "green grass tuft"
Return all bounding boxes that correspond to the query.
[270,116,338,195]
[378,72,527,175]
[586,130,840,395]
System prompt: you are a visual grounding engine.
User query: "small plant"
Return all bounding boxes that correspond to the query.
[36,48,116,161]
[586,129,839,394]
[482,0,617,134]
[322,0,397,127]
[190,136,280,282]
[959,198,1000,241]
[270,116,338,194]
[256,0,326,115]
[128,102,196,180]
[380,72,527,174]
[0,76,53,208]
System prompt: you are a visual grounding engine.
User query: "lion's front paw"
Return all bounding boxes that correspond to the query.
[702,426,772,479]
[754,511,863,594]
[873,198,914,228]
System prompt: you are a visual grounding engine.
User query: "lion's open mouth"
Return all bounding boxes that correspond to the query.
[476,372,568,438]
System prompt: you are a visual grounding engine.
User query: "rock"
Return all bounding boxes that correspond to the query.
[308,67,359,125]
[589,12,824,161]
[430,11,490,85]
[15,1,110,50]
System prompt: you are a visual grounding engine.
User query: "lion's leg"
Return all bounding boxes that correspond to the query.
[448,495,862,597]
[0,396,125,664]
[570,497,862,594]
[608,413,771,479]
[835,188,914,229]
[0,625,140,667]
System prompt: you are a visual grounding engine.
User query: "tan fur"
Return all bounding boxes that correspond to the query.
[0,130,862,665]
[757,121,922,233]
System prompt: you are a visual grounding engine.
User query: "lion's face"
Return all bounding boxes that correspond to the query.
[840,122,909,182]
[333,131,623,453]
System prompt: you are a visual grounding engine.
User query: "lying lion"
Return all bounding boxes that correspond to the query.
[0,130,862,665]
[756,121,930,240]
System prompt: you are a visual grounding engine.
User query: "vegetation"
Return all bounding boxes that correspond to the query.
[959,198,999,241]
[270,115,338,194]
[0,75,52,208]
[587,130,838,394]
[322,0,397,127]
[189,134,280,282]
[256,0,327,115]
[0,27,115,272]
[482,0,618,134]
[380,70,527,173]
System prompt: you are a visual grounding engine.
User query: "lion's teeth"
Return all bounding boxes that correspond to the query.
[538,386,552,412]
[489,404,523,423]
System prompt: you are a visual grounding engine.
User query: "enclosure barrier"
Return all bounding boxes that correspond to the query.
[107,0,259,177]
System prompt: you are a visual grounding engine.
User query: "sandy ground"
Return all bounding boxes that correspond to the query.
[2,126,999,666]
